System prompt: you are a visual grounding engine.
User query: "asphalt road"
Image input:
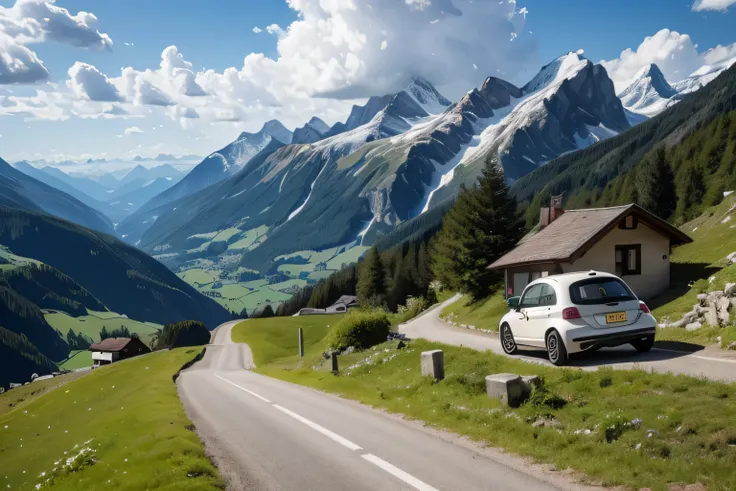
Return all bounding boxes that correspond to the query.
[400,295,736,382]
[178,321,599,491]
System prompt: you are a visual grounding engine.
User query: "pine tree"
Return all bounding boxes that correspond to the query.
[356,246,387,307]
[99,326,110,341]
[432,157,522,301]
[635,146,677,219]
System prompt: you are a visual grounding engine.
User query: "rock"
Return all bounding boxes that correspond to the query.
[486,373,527,408]
[707,291,724,303]
[731,298,736,309]
[682,310,699,323]
[420,350,444,381]
[717,297,732,324]
[727,342,736,351]
[532,416,562,429]
[725,283,736,297]
[709,276,716,284]
[727,252,736,265]
[685,322,703,331]
[697,294,707,305]
[705,305,720,327]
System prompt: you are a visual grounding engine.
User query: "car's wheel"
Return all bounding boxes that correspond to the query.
[546,329,569,366]
[632,335,655,353]
[500,323,518,355]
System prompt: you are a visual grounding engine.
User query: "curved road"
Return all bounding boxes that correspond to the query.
[178,321,600,491]
[400,296,736,382]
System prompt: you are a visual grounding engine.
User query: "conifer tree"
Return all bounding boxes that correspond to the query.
[357,246,387,307]
[635,146,677,219]
[432,157,522,301]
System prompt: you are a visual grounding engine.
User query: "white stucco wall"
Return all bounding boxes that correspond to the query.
[560,221,671,299]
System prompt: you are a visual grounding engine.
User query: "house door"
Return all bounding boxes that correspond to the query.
[512,272,530,297]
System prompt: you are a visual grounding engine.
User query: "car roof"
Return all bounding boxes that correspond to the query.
[527,271,620,289]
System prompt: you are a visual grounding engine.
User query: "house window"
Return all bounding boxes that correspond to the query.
[615,244,642,276]
[619,215,638,230]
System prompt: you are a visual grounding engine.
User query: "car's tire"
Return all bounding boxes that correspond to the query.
[546,329,569,366]
[500,323,518,355]
[632,335,655,353]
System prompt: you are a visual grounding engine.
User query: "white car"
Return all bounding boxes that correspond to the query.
[499,271,656,366]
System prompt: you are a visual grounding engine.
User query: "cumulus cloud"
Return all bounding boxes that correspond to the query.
[0,33,49,83]
[123,126,143,135]
[0,0,112,85]
[67,62,122,101]
[693,0,736,11]
[252,26,262,33]
[602,29,736,92]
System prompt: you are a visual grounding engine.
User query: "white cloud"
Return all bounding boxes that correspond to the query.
[602,29,736,91]
[693,0,736,11]
[123,126,143,136]
[252,26,262,33]
[266,24,286,38]
[0,0,112,85]
[0,32,49,83]
[67,62,123,101]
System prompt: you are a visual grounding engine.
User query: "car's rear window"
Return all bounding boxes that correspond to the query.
[569,278,635,305]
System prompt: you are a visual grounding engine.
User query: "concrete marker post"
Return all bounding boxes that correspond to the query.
[331,352,339,374]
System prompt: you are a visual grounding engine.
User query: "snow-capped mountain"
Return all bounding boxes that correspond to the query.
[672,55,736,95]
[619,57,736,118]
[292,117,331,144]
[618,64,677,116]
[128,57,631,266]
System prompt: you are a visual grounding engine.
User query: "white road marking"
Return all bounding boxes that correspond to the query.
[272,404,363,451]
[215,375,272,403]
[652,349,736,364]
[361,453,440,491]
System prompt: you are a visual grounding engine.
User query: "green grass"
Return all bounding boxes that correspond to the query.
[178,268,218,286]
[44,311,161,347]
[59,351,94,371]
[650,195,736,347]
[231,315,340,366]
[0,348,224,491]
[0,372,89,417]
[440,291,509,332]
[228,225,269,251]
[325,246,369,270]
[234,316,736,491]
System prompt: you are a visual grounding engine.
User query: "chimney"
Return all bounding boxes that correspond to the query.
[539,194,565,230]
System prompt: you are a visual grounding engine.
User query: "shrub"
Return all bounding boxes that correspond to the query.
[394,296,429,324]
[326,309,391,351]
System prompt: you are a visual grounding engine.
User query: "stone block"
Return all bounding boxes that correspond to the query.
[725,283,736,297]
[486,373,527,407]
[685,322,703,331]
[697,293,707,305]
[421,350,444,381]
[704,305,720,327]
[682,310,698,323]
[717,297,731,324]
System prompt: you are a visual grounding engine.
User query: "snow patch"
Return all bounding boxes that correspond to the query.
[287,162,330,222]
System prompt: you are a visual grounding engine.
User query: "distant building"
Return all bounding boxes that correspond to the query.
[89,337,151,366]
[295,295,359,316]
[488,203,692,300]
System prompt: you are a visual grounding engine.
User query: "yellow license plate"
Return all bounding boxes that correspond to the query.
[606,312,627,323]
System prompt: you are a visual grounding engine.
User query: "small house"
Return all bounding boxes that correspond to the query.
[488,202,692,300]
[326,295,359,313]
[89,337,151,366]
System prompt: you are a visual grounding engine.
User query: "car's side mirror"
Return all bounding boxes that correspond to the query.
[507,296,520,310]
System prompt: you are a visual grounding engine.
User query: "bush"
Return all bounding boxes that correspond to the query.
[156,320,211,350]
[394,296,429,324]
[326,309,391,351]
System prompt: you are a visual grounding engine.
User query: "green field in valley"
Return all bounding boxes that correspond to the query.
[45,310,161,345]
[58,351,94,371]
[232,314,736,491]
[0,348,223,491]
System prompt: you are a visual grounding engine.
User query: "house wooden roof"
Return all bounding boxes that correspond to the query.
[89,338,133,352]
[488,204,692,270]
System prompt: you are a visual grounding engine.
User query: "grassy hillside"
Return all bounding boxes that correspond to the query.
[510,63,736,225]
[233,315,736,490]
[0,206,229,328]
[0,348,224,491]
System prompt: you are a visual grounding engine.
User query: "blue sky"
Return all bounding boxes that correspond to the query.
[0,0,735,166]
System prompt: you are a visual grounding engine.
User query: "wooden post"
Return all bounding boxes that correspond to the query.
[331,352,339,374]
[298,328,304,358]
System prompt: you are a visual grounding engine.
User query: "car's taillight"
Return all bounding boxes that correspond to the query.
[562,307,581,320]
[639,302,650,314]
